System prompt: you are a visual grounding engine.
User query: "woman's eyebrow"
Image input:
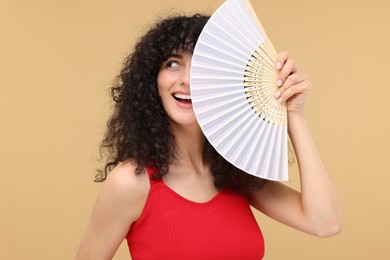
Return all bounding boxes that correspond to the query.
[162,54,183,63]
[168,53,183,58]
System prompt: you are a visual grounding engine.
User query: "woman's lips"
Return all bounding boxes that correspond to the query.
[173,93,192,108]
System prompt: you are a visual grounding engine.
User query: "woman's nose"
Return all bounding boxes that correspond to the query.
[180,64,191,86]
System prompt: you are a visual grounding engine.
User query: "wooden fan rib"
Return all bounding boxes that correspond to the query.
[244,68,276,82]
[244,82,278,98]
[244,76,277,84]
[247,55,276,76]
[244,83,276,96]
[259,38,277,61]
[190,0,288,180]
[245,90,269,100]
[242,0,277,58]
[231,0,278,62]
[243,82,276,91]
[250,97,285,126]
[262,106,281,125]
[243,56,286,126]
[244,89,277,104]
[245,87,278,103]
[252,46,276,71]
[244,75,276,86]
[255,44,277,67]
[244,64,275,77]
[224,1,265,50]
[248,62,274,75]
[245,65,274,77]
[232,0,267,45]
[246,97,263,107]
[244,87,276,101]
[245,89,276,106]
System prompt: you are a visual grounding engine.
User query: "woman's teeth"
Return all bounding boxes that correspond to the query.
[173,93,191,100]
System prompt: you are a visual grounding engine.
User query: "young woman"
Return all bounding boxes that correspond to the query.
[75,14,343,259]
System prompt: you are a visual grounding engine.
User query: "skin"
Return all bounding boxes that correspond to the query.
[248,51,343,237]
[75,51,343,260]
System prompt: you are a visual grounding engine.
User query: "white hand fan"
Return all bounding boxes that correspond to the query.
[190,0,288,181]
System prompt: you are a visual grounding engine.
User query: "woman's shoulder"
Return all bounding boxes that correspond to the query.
[106,160,150,197]
[75,162,150,259]
[99,160,150,221]
[107,160,147,184]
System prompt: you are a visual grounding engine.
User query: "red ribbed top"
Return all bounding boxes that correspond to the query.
[126,167,264,259]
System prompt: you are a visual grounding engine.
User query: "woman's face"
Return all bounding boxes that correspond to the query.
[157,51,197,127]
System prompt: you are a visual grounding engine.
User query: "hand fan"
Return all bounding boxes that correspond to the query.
[190,0,288,181]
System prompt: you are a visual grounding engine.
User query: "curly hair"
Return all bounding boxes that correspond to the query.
[96,14,266,194]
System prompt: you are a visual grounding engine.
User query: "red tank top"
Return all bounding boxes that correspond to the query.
[126,167,265,259]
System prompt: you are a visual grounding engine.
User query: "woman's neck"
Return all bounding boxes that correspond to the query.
[169,122,206,169]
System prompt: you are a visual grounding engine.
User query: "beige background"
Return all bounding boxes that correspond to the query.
[1,0,389,259]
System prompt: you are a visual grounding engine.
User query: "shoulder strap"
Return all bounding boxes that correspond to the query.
[145,166,162,183]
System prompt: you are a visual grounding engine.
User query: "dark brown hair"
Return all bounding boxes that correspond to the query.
[97,14,265,193]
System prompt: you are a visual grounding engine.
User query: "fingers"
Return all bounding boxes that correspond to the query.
[274,51,311,103]
[279,75,311,102]
[274,73,308,102]
[275,51,288,70]
[275,51,298,88]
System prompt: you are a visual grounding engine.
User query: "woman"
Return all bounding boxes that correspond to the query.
[75,14,343,259]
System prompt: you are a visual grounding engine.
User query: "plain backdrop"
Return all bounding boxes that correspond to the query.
[1,0,390,259]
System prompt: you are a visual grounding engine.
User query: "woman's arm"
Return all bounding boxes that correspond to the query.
[75,161,149,259]
[248,52,343,237]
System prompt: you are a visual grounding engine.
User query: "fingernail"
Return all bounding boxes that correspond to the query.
[275,91,281,98]
[277,79,283,87]
[276,62,282,70]
[278,97,283,103]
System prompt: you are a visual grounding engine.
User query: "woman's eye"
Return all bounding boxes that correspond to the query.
[167,60,180,68]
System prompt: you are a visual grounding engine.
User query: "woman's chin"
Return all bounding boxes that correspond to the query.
[169,115,199,128]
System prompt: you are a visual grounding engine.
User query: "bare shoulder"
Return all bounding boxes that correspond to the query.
[75,162,149,259]
[100,161,150,220]
[105,161,149,196]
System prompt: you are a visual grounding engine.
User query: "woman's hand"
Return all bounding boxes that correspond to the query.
[249,52,343,237]
[274,51,312,114]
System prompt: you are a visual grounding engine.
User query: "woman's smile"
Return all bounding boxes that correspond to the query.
[157,52,197,125]
[173,92,193,108]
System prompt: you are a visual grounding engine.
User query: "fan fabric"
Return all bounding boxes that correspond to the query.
[190,0,288,181]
